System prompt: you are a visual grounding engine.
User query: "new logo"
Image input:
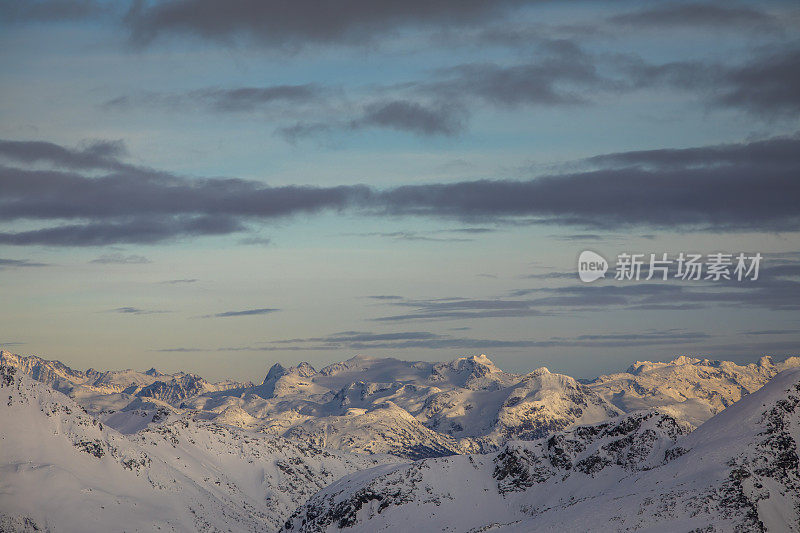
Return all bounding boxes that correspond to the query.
[578,250,608,283]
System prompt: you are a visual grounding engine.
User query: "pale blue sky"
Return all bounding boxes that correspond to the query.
[1,0,799,381]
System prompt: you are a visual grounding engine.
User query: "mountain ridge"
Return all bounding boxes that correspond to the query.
[2,349,798,458]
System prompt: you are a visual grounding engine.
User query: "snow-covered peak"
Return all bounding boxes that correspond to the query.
[591,353,800,427]
[282,369,800,533]
[264,362,288,383]
[0,364,399,532]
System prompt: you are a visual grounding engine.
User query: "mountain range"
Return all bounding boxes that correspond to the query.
[1,349,799,531]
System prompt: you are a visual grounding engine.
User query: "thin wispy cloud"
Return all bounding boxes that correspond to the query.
[90,253,151,264]
[104,84,324,113]
[107,307,169,315]
[221,327,714,352]
[0,258,49,267]
[609,3,780,31]
[202,308,281,318]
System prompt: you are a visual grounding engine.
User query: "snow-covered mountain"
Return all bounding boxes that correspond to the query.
[590,354,800,427]
[282,367,800,532]
[2,350,798,459]
[0,365,400,532]
[2,349,799,532]
[0,351,249,397]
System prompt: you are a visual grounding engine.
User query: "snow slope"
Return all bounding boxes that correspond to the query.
[282,367,800,532]
[0,365,400,532]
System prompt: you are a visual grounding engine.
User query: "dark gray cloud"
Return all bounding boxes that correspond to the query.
[276,122,334,144]
[272,330,442,344]
[90,253,151,264]
[107,306,168,315]
[0,216,244,246]
[588,134,800,169]
[428,40,603,107]
[344,231,473,242]
[716,47,800,115]
[619,46,800,116]
[522,271,577,280]
[351,100,467,136]
[160,278,198,284]
[161,328,713,352]
[0,258,49,267]
[373,297,546,321]
[1,134,798,246]
[104,84,323,113]
[374,134,800,231]
[203,308,280,318]
[0,139,130,171]
[372,261,800,322]
[251,327,712,352]
[125,0,527,47]
[109,39,603,141]
[609,3,778,30]
[0,0,104,23]
[103,39,799,141]
[511,262,800,313]
[551,234,604,242]
[741,329,796,336]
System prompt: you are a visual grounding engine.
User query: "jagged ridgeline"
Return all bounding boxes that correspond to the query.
[1,350,799,532]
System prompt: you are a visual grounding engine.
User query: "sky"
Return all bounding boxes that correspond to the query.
[0,0,799,382]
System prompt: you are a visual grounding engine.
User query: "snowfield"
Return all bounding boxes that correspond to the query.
[283,366,800,532]
[1,350,799,532]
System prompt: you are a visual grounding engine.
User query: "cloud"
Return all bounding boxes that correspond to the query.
[550,234,604,242]
[0,258,49,267]
[511,261,800,312]
[373,134,800,231]
[427,41,603,107]
[107,39,603,141]
[125,0,527,47]
[0,216,245,246]
[1,134,799,246]
[715,47,800,115]
[0,0,105,23]
[0,139,130,171]
[609,3,778,31]
[256,327,712,352]
[373,297,546,321]
[344,231,473,242]
[372,260,800,323]
[104,84,323,113]
[90,253,151,264]
[351,100,467,136]
[202,307,280,318]
[160,278,198,284]
[107,307,168,315]
[272,330,443,344]
[741,329,797,336]
[618,46,800,116]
